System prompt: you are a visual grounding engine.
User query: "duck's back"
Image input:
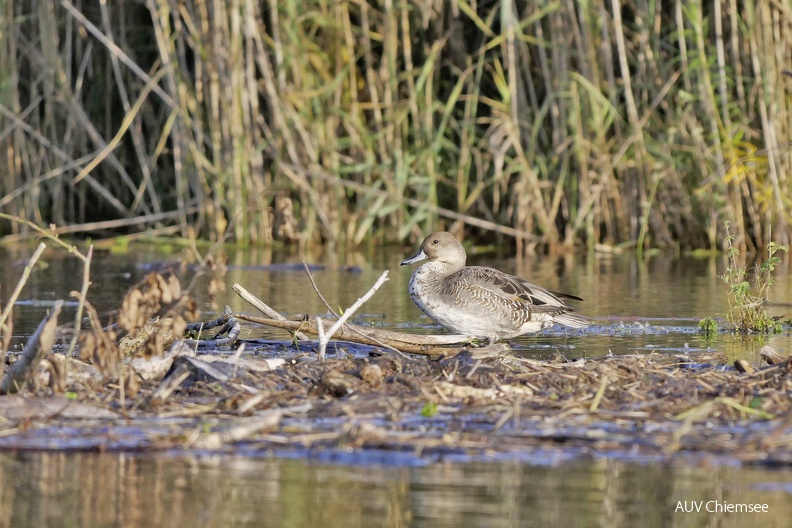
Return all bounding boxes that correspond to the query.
[415,265,587,340]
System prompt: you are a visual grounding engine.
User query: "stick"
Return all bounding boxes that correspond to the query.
[65,245,93,373]
[0,242,47,378]
[316,271,389,360]
[1,210,199,240]
[148,363,192,407]
[0,301,63,394]
[0,242,46,332]
[303,261,339,317]
[303,264,406,357]
[234,313,468,352]
[232,283,308,340]
[231,343,246,378]
[0,214,88,263]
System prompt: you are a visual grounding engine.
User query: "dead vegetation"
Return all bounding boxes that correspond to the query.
[0,219,789,463]
[2,340,791,463]
[1,253,791,465]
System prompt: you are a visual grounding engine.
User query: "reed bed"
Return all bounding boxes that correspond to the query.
[1,1,790,253]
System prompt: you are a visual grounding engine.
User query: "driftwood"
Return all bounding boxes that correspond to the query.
[315,271,390,360]
[0,300,63,394]
[232,281,474,357]
[234,314,470,357]
[182,308,240,348]
[232,283,308,340]
[760,345,786,365]
[147,362,192,407]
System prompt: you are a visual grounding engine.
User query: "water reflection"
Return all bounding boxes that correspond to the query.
[1,452,791,528]
[2,243,791,360]
[224,247,792,362]
[2,245,792,527]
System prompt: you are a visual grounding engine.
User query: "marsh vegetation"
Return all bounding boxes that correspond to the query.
[1,2,791,253]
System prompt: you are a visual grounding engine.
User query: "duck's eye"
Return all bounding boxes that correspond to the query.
[432,239,439,244]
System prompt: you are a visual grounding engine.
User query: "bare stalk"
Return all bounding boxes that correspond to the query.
[316,271,389,361]
[0,242,46,333]
[65,245,93,361]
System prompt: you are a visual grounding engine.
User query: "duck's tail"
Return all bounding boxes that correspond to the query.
[553,312,591,329]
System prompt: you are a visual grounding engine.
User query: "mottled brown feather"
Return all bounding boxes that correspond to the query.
[400,232,590,341]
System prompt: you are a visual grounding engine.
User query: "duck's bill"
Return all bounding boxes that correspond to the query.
[400,249,428,266]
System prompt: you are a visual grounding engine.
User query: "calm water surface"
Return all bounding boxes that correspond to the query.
[3,243,791,360]
[1,451,791,528]
[1,242,792,526]
[209,246,792,361]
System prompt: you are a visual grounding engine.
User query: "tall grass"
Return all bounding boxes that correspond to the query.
[1,1,790,253]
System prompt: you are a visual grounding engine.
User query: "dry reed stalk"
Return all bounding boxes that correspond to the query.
[65,245,93,363]
[2,1,791,252]
[0,242,46,379]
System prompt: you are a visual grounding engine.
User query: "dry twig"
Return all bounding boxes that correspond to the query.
[0,243,47,371]
[316,271,390,360]
[232,283,308,340]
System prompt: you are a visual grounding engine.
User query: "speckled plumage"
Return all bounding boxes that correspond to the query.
[400,232,589,342]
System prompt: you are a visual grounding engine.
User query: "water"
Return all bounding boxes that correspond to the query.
[2,242,792,526]
[3,243,791,360]
[1,451,791,528]
[223,246,792,362]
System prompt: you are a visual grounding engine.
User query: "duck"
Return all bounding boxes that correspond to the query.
[400,232,589,343]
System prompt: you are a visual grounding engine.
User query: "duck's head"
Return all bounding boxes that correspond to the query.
[400,232,467,269]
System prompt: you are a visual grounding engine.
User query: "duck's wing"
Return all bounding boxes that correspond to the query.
[463,267,581,312]
[547,290,584,302]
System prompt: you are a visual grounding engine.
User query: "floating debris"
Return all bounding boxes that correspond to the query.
[1,271,791,466]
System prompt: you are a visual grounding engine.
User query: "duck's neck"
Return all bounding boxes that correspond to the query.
[415,260,460,282]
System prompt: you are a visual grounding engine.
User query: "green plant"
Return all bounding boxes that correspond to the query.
[721,222,787,332]
[697,317,718,335]
[420,401,438,418]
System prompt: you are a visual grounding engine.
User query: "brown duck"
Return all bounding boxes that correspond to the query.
[401,232,589,343]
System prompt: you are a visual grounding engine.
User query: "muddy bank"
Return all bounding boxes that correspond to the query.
[1,344,791,466]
